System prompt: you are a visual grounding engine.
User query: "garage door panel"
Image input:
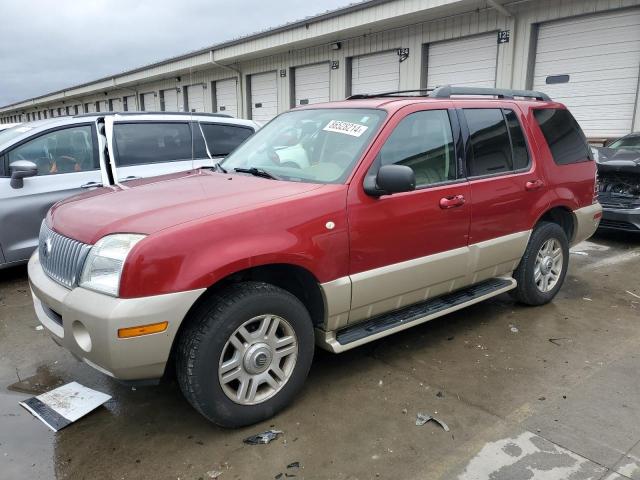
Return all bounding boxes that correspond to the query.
[215,78,238,117]
[251,71,278,124]
[295,63,330,105]
[534,10,640,137]
[188,84,205,112]
[426,33,498,89]
[351,51,400,95]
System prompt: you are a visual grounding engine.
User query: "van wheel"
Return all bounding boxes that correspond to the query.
[176,281,314,427]
[511,222,569,306]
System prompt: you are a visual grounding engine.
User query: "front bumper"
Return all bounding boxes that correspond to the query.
[599,206,640,232]
[28,252,205,380]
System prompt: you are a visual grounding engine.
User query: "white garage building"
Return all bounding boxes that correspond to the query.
[2,0,640,139]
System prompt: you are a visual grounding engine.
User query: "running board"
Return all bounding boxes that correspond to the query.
[315,277,516,353]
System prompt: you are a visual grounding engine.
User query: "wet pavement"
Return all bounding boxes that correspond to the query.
[1,231,639,480]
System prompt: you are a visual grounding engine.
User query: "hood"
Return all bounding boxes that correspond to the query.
[48,169,323,244]
[594,147,640,174]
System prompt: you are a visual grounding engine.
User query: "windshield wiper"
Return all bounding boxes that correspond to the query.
[234,167,279,180]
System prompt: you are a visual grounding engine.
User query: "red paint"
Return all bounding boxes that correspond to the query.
[46,97,597,299]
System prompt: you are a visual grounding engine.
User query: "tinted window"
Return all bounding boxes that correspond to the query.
[114,122,192,166]
[465,109,512,176]
[7,125,96,176]
[533,108,590,165]
[201,123,254,157]
[378,110,456,186]
[505,109,530,170]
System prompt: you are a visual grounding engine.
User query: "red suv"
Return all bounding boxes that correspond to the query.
[29,86,602,427]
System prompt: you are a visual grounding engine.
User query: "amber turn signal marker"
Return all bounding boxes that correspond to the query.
[118,321,168,338]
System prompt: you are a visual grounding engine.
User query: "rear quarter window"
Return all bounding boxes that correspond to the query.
[201,123,254,157]
[533,108,590,165]
[114,122,192,166]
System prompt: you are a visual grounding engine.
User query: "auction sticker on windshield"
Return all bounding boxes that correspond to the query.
[323,120,368,137]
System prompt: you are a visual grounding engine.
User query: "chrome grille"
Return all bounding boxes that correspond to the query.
[38,221,91,289]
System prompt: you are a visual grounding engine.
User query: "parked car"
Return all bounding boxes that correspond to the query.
[28,86,601,427]
[0,112,258,268]
[591,132,640,231]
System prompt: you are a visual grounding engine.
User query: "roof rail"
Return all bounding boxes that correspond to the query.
[72,111,232,119]
[346,89,433,99]
[429,85,551,101]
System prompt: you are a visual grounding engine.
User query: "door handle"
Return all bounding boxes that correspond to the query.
[439,194,465,209]
[123,175,140,181]
[80,181,102,189]
[525,179,544,191]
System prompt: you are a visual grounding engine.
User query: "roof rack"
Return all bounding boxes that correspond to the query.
[72,111,232,119]
[346,89,433,100]
[429,85,551,101]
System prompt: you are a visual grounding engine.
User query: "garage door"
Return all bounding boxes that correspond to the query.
[251,71,278,124]
[294,63,330,105]
[187,84,205,112]
[426,33,498,89]
[351,51,399,95]
[123,95,137,111]
[162,89,181,111]
[110,98,122,112]
[215,78,238,117]
[141,92,157,111]
[533,10,640,138]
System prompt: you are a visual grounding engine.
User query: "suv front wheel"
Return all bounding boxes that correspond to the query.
[176,281,315,427]
[511,222,569,306]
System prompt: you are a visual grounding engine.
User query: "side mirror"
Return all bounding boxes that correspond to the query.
[364,164,416,197]
[10,160,38,189]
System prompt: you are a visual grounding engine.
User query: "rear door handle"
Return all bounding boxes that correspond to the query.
[123,175,141,181]
[439,194,465,209]
[525,179,544,191]
[80,181,102,189]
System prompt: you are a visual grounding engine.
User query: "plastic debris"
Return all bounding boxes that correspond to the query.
[582,297,593,301]
[510,325,519,333]
[35,325,43,331]
[287,462,300,470]
[243,429,283,445]
[626,290,640,300]
[206,470,222,479]
[415,412,450,431]
[571,251,588,256]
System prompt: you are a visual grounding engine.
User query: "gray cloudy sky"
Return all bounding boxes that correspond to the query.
[0,0,353,107]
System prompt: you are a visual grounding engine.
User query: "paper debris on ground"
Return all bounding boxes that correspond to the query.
[19,381,111,432]
[416,412,450,431]
[243,429,283,445]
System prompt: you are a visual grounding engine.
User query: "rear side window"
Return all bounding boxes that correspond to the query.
[464,108,530,176]
[533,108,590,165]
[201,123,254,157]
[113,122,192,166]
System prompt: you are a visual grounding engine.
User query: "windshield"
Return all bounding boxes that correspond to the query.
[222,108,386,183]
[0,125,32,145]
[609,135,640,152]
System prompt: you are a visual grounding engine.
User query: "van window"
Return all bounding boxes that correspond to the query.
[200,123,254,157]
[7,125,96,175]
[533,108,590,165]
[378,110,456,187]
[113,122,192,166]
[505,109,530,170]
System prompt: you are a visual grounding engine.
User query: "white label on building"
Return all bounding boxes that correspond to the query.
[323,120,368,137]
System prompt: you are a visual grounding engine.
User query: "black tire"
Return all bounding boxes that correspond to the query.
[175,281,315,428]
[511,222,569,306]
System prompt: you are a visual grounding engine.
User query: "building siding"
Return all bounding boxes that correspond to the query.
[3,0,640,135]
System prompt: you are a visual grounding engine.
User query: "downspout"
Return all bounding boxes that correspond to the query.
[210,50,244,117]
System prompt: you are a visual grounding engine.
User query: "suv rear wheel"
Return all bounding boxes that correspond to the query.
[511,222,569,306]
[176,281,315,427]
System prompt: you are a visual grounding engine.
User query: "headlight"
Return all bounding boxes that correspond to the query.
[79,234,145,296]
